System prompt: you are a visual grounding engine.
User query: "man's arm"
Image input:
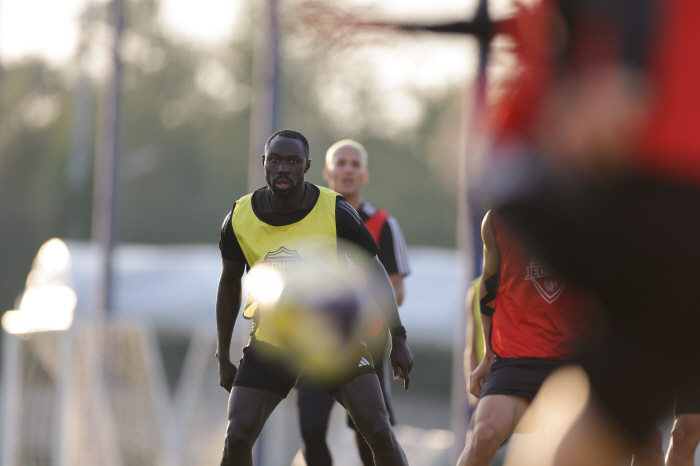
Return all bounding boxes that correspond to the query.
[377,215,409,306]
[388,274,405,306]
[352,253,413,392]
[463,279,483,390]
[215,258,246,392]
[470,210,500,398]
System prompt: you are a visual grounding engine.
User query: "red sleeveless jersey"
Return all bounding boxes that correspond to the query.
[490,215,590,359]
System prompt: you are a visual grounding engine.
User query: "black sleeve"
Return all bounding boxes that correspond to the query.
[219,203,247,264]
[377,218,411,276]
[335,197,380,256]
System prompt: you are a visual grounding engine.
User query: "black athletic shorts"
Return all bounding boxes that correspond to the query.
[676,376,700,416]
[295,332,395,431]
[233,338,376,397]
[481,356,571,402]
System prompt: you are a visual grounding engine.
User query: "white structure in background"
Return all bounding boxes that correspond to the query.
[1,239,77,335]
[1,239,462,466]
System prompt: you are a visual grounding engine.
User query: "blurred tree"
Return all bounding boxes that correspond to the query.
[0,0,468,313]
[276,2,470,246]
[0,60,76,311]
[116,0,254,243]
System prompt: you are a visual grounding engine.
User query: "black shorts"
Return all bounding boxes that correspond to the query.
[233,338,376,397]
[295,334,395,431]
[676,376,700,416]
[481,356,571,402]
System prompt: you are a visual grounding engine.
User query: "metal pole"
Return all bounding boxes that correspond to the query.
[247,0,281,193]
[88,2,124,463]
[91,0,124,316]
[247,2,281,464]
[451,0,490,461]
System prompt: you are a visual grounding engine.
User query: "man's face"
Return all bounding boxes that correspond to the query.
[263,136,310,200]
[323,147,368,198]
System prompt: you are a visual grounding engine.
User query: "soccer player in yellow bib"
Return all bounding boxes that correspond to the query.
[215,130,413,466]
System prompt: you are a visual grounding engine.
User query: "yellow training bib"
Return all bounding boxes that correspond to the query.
[230,185,340,345]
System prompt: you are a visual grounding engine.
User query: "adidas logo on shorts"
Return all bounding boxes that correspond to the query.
[358,357,370,367]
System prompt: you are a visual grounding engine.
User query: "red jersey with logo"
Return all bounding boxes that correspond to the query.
[490,214,589,359]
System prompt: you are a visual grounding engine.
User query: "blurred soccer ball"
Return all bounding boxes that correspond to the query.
[247,257,376,379]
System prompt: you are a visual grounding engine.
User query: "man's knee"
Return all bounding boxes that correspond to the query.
[470,421,504,455]
[358,419,394,449]
[225,422,258,451]
[221,432,254,466]
[671,417,700,451]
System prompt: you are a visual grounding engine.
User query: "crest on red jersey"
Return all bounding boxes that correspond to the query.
[525,257,567,303]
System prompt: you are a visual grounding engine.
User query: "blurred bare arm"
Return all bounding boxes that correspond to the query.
[215,258,245,392]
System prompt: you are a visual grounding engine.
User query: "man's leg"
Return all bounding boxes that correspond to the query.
[221,386,285,466]
[456,394,529,466]
[296,381,336,466]
[666,414,700,466]
[550,399,631,466]
[631,427,664,466]
[351,358,394,466]
[333,373,407,466]
[354,430,374,466]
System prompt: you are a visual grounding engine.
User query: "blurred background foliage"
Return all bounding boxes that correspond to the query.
[0,0,470,313]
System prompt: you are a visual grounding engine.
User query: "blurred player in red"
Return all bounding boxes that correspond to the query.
[480,0,700,463]
[294,139,410,466]
[455,210,596,466]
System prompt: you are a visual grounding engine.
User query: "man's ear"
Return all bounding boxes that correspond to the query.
[304,158,312,173]
[362,169,369,185]
[261,154,265,166]
[322,166,330,181]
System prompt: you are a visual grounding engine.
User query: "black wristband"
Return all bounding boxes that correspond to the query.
[390,325,407,337]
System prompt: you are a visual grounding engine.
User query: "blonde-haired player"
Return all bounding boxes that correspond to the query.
[294,139,410,466]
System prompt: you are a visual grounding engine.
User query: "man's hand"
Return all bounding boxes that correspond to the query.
[390,335,413,392]
[217,353,238,393]
[470,357,493,398]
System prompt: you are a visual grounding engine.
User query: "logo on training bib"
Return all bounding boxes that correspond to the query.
[263,247,304,270]
[525,257,566,303]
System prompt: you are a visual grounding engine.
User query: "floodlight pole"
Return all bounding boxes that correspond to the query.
[247,0,281,193]
[82,1,126,465]
[451,0,490,461]
[91,0,124,316]
[247,2,281,465]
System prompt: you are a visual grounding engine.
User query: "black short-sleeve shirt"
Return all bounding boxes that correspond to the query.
[219,183,379,267]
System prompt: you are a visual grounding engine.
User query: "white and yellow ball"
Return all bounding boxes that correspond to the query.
[247,255,376,379]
